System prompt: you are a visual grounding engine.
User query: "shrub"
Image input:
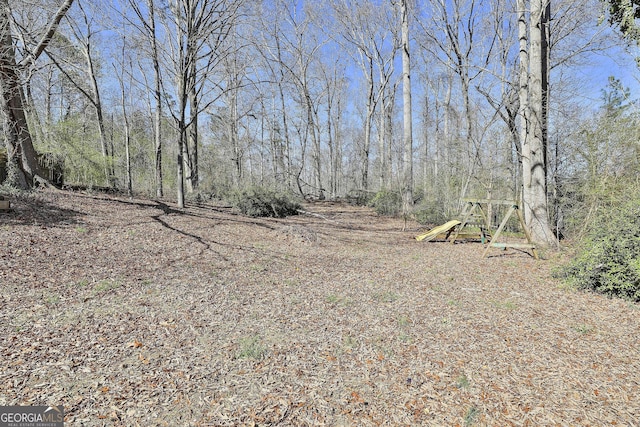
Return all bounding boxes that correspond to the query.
[345,189,373,206]
[555,198,640,302]
[185,190,218,206]
[412,200,448,225]
[368,190,402,216]
[227,186,301,218]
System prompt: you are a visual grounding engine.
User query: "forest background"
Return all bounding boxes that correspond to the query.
[3,2,640,423]
[1,0,640,250]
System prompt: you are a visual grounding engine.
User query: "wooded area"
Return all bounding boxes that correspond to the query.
[1,191,638,424]
[1,0,639,247]
[2,2,640,423]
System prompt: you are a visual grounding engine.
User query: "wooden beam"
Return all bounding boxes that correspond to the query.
[462,198,519,206]
[491,243,536,249]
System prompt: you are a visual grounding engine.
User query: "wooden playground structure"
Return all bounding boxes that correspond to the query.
[415,199,539,259]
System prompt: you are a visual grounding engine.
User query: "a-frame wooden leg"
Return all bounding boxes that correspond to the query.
[483,204,539,259]
[450,201,475,243]
[483,205,515,258]
[516,207,539,260]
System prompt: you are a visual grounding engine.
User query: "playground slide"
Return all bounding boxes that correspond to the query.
[415,220,461,242]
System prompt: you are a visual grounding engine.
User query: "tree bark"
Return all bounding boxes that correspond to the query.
[307,89,323,199]
[0,27,39,188]
[401,0,413,218]
[518,0,529,198]
[115,42,133,197]
[186,65,199,193]
[523,0,557,247]
[362,63,374,190]
[0,0,73,189]
[84,37,114,187]
[142,0,164,198]
[120,78,133,197]
[175,15,188,208]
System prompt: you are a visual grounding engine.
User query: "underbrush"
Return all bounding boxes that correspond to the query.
[368,191,449,225]
[555,197,640,302]
[412,200,448,225]
[226,186,301,218]
[367,190,401,216]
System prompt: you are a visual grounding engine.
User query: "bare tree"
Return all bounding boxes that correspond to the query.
[399,0,413,219]
[257,0,328,198]
[113,35,133,197]
[128,0,164,198]
[285,2,325,198]
[317,58,347,199]
[253,2,294,191]
[39,0,121,187]
[521,0,557,247]
[0,0,74,188]
[65,0,115,186]
[161,0,243,207]
[330,0,399,191]
[417,0,497,207]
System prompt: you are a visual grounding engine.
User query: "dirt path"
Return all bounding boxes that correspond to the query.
[1,190,638,426]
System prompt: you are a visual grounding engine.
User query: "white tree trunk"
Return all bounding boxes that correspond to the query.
[401,0,413,218]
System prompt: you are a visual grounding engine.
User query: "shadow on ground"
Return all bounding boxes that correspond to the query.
[0,193,84,227]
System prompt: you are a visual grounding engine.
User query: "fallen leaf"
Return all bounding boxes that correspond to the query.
[128,339,143,348]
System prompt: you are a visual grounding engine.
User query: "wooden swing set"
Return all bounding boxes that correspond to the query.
[415,198,539,259]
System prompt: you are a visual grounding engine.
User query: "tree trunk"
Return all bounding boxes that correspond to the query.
[0,50,39,188]
[326,90,336,198]
[377,95,386,189]
[230,88,241,186]
[541,0,550,170]
[24,80,44,146]
[176,124,186,208]
[176,64,187,208]
[122,103,132,197]
[362,62,374,191]
[518,0,529,197]
[523,0,557,247]
[116,51,133,197]
[149,0,163,198]
[187,60,199,192]
[401,0,413,218]
[422,88,430,197]
[0,0,69,188]
[84,32,114,187]
[131,0,163,197]
[306,89,323,199]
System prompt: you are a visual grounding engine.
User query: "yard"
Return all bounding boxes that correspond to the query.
[1,190,638,426]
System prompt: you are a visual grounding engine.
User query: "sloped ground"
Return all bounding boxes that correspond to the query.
[0,190,638,426]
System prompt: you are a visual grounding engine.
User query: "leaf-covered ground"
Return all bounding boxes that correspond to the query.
[1,190,638,426]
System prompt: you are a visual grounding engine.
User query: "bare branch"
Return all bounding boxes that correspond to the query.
[20,0,74,68]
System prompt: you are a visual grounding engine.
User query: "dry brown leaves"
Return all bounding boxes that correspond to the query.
[0,190,639,426]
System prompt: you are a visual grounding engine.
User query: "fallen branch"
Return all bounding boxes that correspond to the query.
[296,209,342,224]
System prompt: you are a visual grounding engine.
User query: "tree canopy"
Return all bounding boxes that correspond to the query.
[603,0,640,40]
